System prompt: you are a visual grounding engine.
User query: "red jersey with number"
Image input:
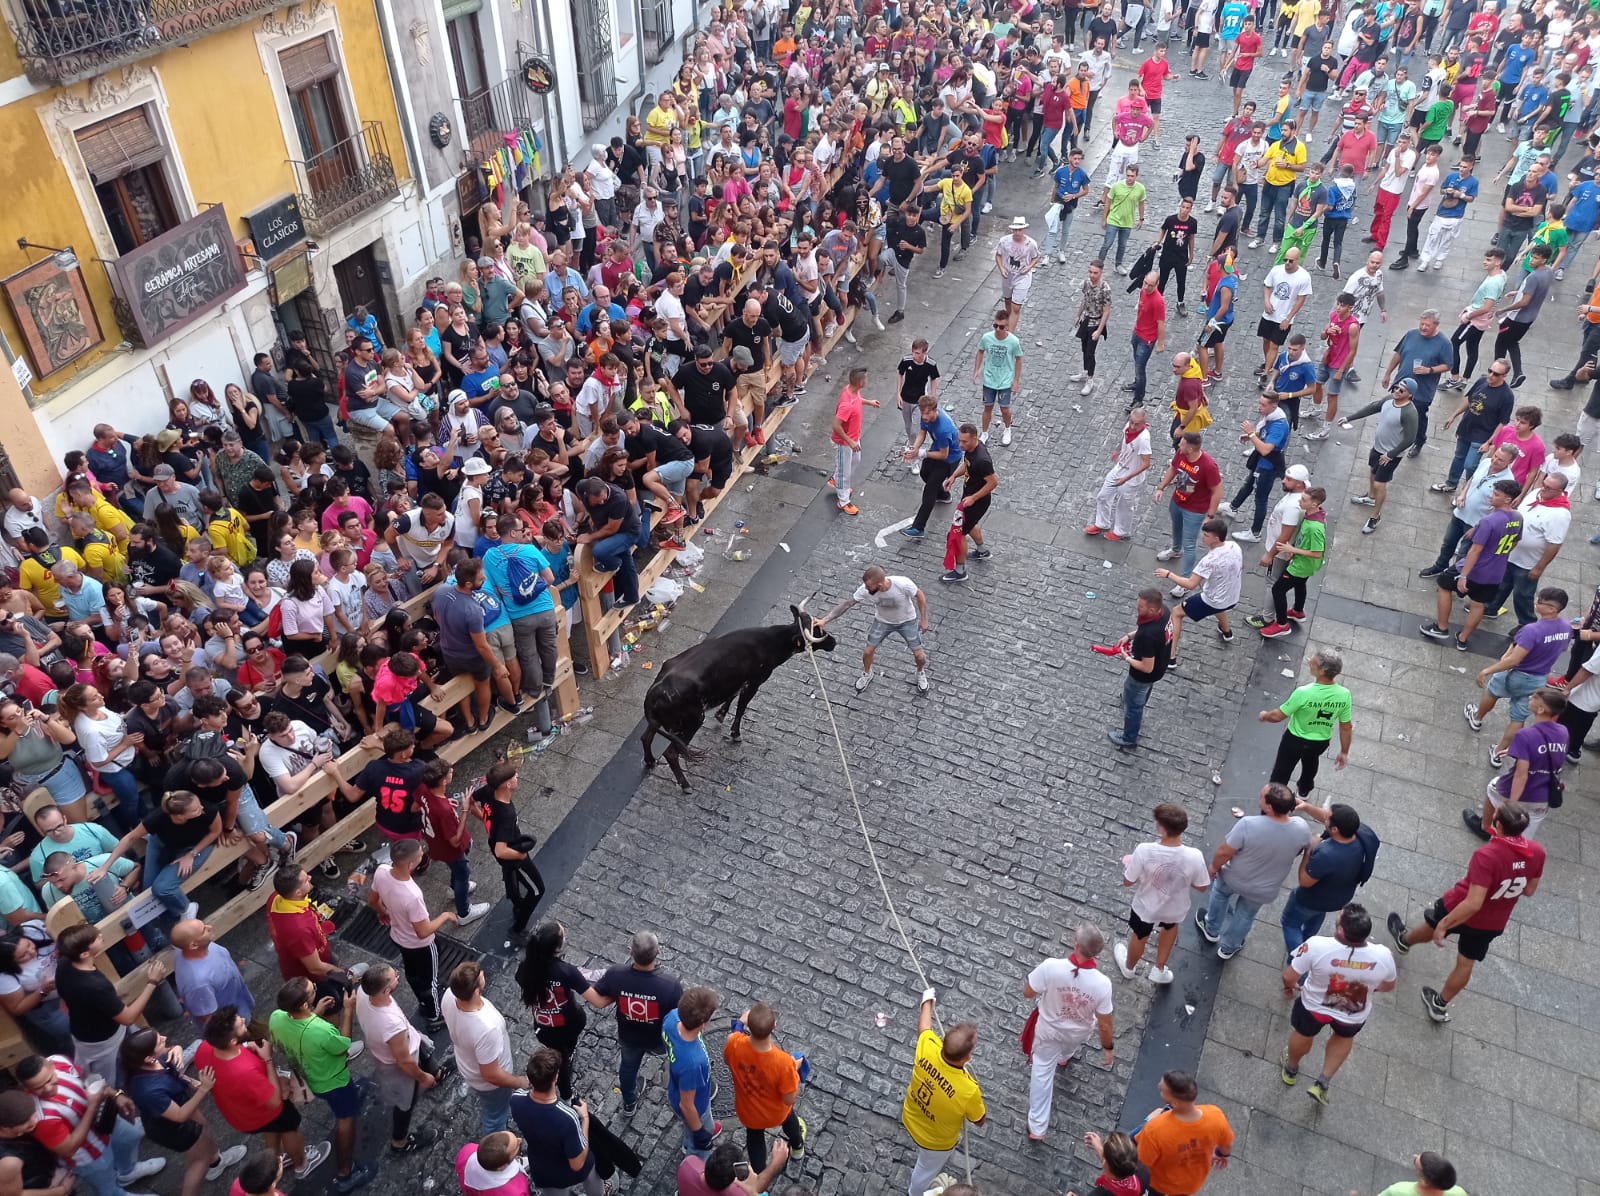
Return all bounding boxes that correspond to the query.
[1442,835,1545,931]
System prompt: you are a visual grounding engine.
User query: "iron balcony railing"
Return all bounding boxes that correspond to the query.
[14,0,300,85]
[288,121,401,234]
[461,76,539,154]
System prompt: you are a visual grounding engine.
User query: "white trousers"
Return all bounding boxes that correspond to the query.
[1105,142,1140,185]
[1028,1029,1092,1136]
[1094,474,1145,537]
[907,1145,955,1196]
[1420,215,1464,265]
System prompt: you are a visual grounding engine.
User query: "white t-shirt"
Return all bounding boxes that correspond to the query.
[1378,146,1416,195]
[1262,266,1313,323]
[1290,935,1396,1025]
[442,993,514,1092]
[74,710,134,771]
[1194,540,1244,608]
[1125,841,1211,924]
[1026,956,1114,1045]
[1539,453,1581,493]
[453,485,484,550]
[654,289,686,333]
[356,989,422,1067]
[371,864,433,948]
[327,573,368,627]
[1507,499,1571,570]
[851,576,920,625]
[259,720,321,787]
[1407,160,1441,206]
[1262,495,1304,556]
[1113,428,1153,482]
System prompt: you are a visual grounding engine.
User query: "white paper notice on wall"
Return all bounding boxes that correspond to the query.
[11,356,31,391]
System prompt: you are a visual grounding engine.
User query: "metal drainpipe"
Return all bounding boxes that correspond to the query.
[530,0,569,173]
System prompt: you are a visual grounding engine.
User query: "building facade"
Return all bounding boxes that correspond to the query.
[0,0,431,471]
[380,0,703,268]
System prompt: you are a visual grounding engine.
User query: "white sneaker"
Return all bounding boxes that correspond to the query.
[346,1040,365,1061]
[1171,584,1190,599]
[874,315,886,331]
[206,1146,249,1182]
[1148,965,1175,984]
[182,901,199,921]
[1414,259,1430,271]
[979,429,990,444]
[982,202,993,214]
[1204,200,1216,213]
[1216,501,1237,518]
[1267,242,1279,254]
[294,1142,333,1180]
[915,670,930,693]
[855,671,875,692]
[468,880,477,893]
[1155,547,1181,561]
[1113,941,1139,979]
[1497,121,1507,133]
[1432,259,1445,270]
[844,329,857,345]
[1068,371,1087,383]
[907,455,920,472]
[1232,528,1262,542]
[1001,426,1013,446]
[1057,251,1068,264]
[1248,237,1262,249]
[457,901,491,927]
[1080,378,1095,396]
[117,1160,166,1186]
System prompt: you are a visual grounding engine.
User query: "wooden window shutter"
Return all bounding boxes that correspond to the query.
[280,36,339,91]
[74,109,165,184]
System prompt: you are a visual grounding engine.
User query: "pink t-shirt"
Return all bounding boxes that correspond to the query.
[371,864,433,948]
[831,387,864,446]
[1491,426,1546,488]
[320,496,373,531]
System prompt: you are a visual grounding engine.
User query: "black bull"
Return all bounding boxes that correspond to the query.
[641,606,837,789]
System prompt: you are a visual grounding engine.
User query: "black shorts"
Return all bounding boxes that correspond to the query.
[1289,996,1364,1039]
[1437,570,1500,606]
[1203,322,1232,347]
[1367,446,1403,483]
[1257,316,1288,346]
[1148,98,1163,114]
[1129,908,1178,939]
[709,453,734,489]
[144,1113,203,1153]
[963,495,991,532]
[414,705,438,737]
[1230,67,1253,88]
[245,1102,303,1135]
[1424,897,1503,961]
[1195,30,1213,46]
[443,651,492,682]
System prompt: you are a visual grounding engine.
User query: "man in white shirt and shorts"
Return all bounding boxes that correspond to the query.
[814,565,931,693]
[1155,518,1243,666]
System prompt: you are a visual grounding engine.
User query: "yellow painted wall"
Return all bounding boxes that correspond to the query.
[0,364,63,495]
[0,0,409,398]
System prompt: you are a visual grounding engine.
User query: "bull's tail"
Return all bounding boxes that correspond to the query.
[643,675,708,761]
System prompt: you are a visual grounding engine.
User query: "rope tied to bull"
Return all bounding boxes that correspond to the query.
[796,601,975,1190]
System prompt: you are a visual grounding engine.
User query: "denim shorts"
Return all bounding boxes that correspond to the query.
[982,385,1013,409]
[319,1079,362,1120]
[867,618,922,648]
[1488,668,1543,722]
[655,456,696,494]
[1376,120,1403,145]
[1298,90,1328,113]
[1313,361,1344,394]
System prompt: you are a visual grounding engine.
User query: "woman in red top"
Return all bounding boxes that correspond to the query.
[418,759,482,923]
[194,1008,329,1180]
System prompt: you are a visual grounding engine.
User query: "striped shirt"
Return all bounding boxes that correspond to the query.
[32,1057,108,1165]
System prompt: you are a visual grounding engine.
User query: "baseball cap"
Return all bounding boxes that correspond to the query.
[1286,464,1311,483]
[152,464,176,481]
[1393,377,1417,394]
[730,346,754,369]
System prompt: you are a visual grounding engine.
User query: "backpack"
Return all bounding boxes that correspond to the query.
[1354,824,1381,886]
[498,546,549,608]
[181,727,230,761]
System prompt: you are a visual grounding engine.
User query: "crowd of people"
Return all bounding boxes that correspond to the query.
[0,0,1594,1191]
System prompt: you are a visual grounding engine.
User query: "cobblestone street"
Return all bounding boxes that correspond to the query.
[207,39,1600,1196]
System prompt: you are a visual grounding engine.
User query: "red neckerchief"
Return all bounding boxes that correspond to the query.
[1530,493,1571,510]
[1097,1172,1143,1196]
[1124,423,1142,444]
[1136,611,1165,625]
[1068,953,1098,969]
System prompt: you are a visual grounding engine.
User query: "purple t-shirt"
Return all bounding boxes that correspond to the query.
[1513,616,1574,677]
[1467,508,1522,587]
[1493,721,1568,804]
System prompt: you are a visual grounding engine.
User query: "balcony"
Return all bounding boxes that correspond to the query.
[14,0,300,86]
[461,76,539,160]
[641,0,674,64]
[288,121,400,234]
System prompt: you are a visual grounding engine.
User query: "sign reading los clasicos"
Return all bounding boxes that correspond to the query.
[244,195,307,259]
[107,206,246,347]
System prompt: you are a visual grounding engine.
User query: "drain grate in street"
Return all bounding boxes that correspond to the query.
[332,904,484,976]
